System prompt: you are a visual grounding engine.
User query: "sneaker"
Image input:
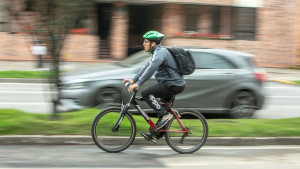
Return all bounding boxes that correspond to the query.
[155,113,173,131]
[140,131,158,144]
[155,111,168,125]
[156,116,162,125]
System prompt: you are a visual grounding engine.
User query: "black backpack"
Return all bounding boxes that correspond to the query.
[166,47,196,75]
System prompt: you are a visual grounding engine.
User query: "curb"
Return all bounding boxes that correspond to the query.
[270,79,299,86]
[0,135,299,146]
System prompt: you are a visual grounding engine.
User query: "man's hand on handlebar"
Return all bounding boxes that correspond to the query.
[128,83,139,92]
[122,79,134,84]
[122,79,139,92]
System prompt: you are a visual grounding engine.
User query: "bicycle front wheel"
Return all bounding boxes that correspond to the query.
[165,110,208,154]
[91,107,136,153]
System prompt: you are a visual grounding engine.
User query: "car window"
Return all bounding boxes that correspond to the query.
[190,52,236,69]
[117,51,148,67]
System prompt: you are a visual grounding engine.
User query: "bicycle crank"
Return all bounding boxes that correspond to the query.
[180,127,190,144]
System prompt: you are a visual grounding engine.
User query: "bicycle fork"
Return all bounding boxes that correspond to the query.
[112,105,129,132]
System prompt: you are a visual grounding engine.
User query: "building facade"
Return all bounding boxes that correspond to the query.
[100,0,300,67]
[1,0,300,67]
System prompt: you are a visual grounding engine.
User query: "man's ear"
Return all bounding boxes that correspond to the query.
[151,41,157,47]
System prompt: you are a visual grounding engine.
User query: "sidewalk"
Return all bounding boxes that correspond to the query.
[264,67,300,85]
[0,135,299,146]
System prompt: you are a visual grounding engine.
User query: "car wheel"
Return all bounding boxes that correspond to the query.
[228,91,256,119]
[94,88,121,108]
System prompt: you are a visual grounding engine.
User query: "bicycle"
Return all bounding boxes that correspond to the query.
[91,82,208,154]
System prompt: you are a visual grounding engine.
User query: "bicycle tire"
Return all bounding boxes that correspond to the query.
[165,110,208,154]
[91,107,136,153]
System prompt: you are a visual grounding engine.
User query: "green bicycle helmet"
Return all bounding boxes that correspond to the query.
[143,31,165,44]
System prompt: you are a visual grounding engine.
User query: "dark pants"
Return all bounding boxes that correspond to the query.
[141,83,185,117]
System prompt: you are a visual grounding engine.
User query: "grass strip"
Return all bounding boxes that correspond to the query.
[0,109,299,137]
[0,70,52,79]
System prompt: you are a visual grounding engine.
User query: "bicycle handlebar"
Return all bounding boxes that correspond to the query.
[123,81,138,93]
[124,81,131,87]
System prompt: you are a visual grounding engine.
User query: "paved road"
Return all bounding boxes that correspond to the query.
[0,81,299,119]
[0,145,299,169]
[254,82,300,119]
[0,83,55,113]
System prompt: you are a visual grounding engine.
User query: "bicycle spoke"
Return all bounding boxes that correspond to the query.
[165,110,208,154]
[91,107,136,153]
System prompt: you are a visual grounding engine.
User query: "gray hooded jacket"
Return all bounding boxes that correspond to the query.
[133,45,185,88]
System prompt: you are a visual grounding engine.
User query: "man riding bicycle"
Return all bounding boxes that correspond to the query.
[123,31,185,140]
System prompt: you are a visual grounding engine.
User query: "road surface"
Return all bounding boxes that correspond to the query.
[0,82,299,119]
[0,145,299,169]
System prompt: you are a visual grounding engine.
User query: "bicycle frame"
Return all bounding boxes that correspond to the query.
[114,89,190,134]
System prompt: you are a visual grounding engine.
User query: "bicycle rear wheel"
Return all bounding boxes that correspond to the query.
[165,110,208,154]
[91,107,136,153]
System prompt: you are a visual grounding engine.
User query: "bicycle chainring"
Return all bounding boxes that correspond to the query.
[149,127,165,139]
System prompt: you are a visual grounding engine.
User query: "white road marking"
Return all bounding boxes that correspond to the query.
[0,91,56,94]
[0,102,50,105]
[266,96,300,98]
[142,146,300,151]
[166,163,210,166]
[264,87,296,89]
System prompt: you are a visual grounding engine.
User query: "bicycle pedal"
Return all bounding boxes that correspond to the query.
[140,131,151,141]
[140,131,158,144]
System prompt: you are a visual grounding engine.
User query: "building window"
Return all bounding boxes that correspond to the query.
[233,7,256,40]
[25,0,35,11]
[212,6,221,35]
[185,5,198,32]
[181,5,256,41]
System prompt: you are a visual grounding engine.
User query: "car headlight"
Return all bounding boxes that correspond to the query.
[66,82,86,89]
[61,79,90,90]
[62,81,89,90]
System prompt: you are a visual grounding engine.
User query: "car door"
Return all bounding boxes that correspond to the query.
[175,51,239,110]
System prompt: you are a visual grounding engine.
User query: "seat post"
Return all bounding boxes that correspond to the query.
[167,95,176,108]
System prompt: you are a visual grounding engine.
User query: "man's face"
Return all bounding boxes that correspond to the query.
[143,39,151,52]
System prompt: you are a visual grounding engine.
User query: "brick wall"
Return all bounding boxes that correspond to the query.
[61,35,99,62]
[136,0,233,6]
[2,0,300,66]
[295,0,300,66]
[163,0,300,67]
[110,2,128,59]
[0,32,33,60]
[0,32,99,62]
[1,0,100,62]
[161,4,184,37]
